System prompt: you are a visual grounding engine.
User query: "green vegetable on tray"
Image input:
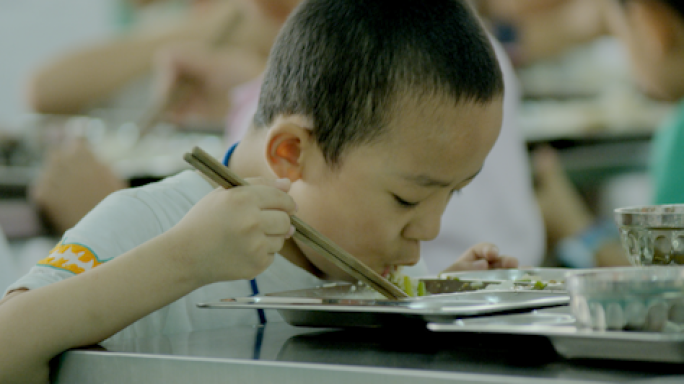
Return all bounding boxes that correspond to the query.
[533,280,548,290]
[403,276,415,297]
[388,275,429,297]
[417,280,427,297]
[386,272,559,297]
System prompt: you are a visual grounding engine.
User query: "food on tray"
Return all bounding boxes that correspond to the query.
[387,267,429,297]
[382,269,565,297]
[514,273,564,290]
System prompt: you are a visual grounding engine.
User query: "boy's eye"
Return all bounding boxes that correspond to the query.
[393,194,419,208]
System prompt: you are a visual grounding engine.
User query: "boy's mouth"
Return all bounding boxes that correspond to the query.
[381,265,403,278]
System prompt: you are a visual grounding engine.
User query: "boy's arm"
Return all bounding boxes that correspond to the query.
[0,231,203,384]
[0,289,28,305]
[0,179,296,384]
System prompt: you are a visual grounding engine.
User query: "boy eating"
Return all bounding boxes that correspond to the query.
[0,1,515,382]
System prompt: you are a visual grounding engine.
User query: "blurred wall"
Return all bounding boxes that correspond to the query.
[0,0,116,125]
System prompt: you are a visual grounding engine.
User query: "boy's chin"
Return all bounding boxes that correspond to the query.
[329,271,360,283]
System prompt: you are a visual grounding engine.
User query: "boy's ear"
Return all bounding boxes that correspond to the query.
[631,1,679,58]
[264,120,315,181]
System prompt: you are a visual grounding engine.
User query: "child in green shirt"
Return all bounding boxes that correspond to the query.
[607,0,684,203]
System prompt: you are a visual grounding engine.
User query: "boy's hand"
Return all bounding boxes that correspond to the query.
[441,243,518,273]
[168,177,296,285]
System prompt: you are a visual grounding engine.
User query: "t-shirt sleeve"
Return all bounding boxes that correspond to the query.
[4,265,73,295]
[4,190,164,295]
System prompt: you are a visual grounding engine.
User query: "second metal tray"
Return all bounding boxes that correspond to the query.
[428,307,684,363]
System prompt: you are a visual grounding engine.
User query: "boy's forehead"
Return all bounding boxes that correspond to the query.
[383,95,503,144]
[351,96,503,176]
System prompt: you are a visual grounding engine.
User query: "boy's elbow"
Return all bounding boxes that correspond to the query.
[0,336,50,384]
[0,361,49,384]
[0,293,51,384]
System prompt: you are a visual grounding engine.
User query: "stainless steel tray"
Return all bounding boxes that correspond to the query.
[198,283,569,328]
[428,307,684,363]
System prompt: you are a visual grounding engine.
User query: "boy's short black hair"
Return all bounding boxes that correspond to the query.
[254,0,504,165]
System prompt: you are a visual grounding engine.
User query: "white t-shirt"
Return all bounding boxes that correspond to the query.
[6,170,428,343]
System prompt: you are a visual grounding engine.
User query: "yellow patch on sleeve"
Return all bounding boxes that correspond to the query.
[37,242,104,274]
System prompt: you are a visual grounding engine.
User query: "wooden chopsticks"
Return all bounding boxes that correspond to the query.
[184,146,409,300]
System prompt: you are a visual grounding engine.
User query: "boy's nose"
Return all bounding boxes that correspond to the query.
[402,208,442,242]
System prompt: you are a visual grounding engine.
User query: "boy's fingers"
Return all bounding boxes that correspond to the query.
[470,243,498,261]
[231,185,297,213]
[441,258,488,273]
[490,256,519,269]
[243,177,292,192]
[471,259,489,270]
[260,211,294,236]
[264,237,287,255]
[501,256,519,269]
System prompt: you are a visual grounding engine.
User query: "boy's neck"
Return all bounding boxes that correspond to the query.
[228,131,325,279]
[228,133,270,180]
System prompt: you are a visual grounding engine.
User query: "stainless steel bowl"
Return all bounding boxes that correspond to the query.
[567,267,684,332]
[614,205,684,266]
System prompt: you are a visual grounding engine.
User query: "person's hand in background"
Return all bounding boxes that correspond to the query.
[30,139,128,235]
[151,41,266,129]
[442,243,519,272]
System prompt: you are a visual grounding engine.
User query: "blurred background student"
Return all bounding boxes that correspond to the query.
[26,0,289,235]
[478,0,610,66]
[0,0,307,290]
[533,0,684,269]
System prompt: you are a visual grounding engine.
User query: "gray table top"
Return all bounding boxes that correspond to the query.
[53,320,684,384]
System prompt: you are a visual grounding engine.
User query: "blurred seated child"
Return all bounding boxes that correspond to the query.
[25,0,283,128]
[532,0,684,268]
[480,0,609,66]
[607,0,684,204]
[533,146,630,268]
[0,1,517,382]
[30,138,128,235]
[29,0,302,234]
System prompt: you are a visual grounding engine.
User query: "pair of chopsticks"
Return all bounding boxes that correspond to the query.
[184,146,409,300]
[136,9,246,139]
